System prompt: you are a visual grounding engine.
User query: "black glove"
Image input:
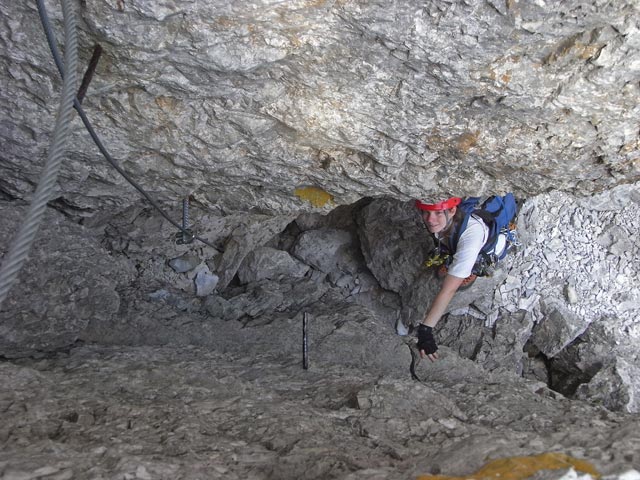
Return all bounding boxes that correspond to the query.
[417,324,438,355]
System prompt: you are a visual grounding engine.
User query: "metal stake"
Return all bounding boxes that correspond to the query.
[303,312,309,370]
[182,195,190,244]
[174,196,194,244]
[76,44,102,104]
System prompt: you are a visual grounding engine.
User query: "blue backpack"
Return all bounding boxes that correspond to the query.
[448,193,518,261]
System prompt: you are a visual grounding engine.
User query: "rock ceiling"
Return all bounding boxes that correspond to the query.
[1,0,639,217]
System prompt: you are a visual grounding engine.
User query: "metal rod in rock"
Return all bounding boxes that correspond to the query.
[302,312,309,370]
[76,44,102,104]
[182,196,190,244]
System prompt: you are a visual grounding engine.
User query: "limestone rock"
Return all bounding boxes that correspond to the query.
[530,298,592,358]
[355,199,430,293]
[397,268,442,328]
[225,278,330,325]
[292,229,358,274]
[168,253,201,273]
[575,357,640,414]
[3,341,633,479]
[215,214,296,291]
[0,203,134,357]
[547,322,617,397]
[148,288,202,313]
[203,295,244,322]
[237,246,309,284]
[2,1,639,216]
[434,308,535,375]
[565,283,579,305]
[194,268,219,296]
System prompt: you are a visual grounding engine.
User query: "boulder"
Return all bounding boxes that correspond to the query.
[355,198,430,293]
[530,298,592,358]
[215,214,296,291]
[168,254,201,273]
[194,268,219,296]
[292,228,359,274]
[575,357,640,414]
[237,246,309,284]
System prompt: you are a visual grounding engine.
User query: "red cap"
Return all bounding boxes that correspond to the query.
[415,197,462,211]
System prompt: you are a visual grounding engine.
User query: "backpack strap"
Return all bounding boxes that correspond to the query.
[446,209,501,260]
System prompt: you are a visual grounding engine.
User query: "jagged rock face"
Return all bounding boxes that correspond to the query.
[2,186,640,476]
[1,1,639,216]
[0,202,135,358]
[2,2,640,475]
[2,184,639,415]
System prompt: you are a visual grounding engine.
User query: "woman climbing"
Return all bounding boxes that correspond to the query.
[414,195,517,362]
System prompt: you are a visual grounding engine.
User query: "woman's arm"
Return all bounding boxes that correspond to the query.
[418,274,464,362]
[422,274,464,328]
[418,216,486,361]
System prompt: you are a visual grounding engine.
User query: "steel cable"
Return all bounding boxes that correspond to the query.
[0,0,78,308]
[34,0,217,250]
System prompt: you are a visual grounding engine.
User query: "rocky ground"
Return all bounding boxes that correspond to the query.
[1,184,640,479]
[2,342,640,480]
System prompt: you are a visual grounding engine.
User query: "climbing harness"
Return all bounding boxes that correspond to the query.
[423,252,449,268]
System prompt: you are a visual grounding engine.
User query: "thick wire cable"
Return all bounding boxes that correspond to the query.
[0,0,78,308]
[34,0,217,250]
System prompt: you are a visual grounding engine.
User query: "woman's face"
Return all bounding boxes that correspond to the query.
[422,207,456,234]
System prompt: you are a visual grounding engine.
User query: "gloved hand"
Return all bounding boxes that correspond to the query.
[417,324,438,356]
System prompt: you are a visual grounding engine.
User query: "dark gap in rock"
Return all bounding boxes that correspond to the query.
[524,324,610,399]
[228,271,243,289]
[549,356,604,397]
[1,339,88,363]
[61,411,79,423]
[0,185,18,201]
[48,196,96,223]
[522,340,551,385]
[468,328,486,362]
[274,218,301,252]
[546,329,607,397]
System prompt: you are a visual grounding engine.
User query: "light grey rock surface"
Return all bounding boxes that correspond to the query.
[531,298,592,358]
[1,186,640,477]
[1,342,639,479]
[214,214,296,290]
[1,1,639,216]
[237,246,309,284]
[0,202,134,358]
[575,357,640,414]
[167,253,200,273]
[193,267,218,296]
[2,0,640,474]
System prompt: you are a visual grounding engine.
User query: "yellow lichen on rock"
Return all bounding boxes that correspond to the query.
[294,186,334,208]
[456,131,479,154]
[417,452,600,480]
